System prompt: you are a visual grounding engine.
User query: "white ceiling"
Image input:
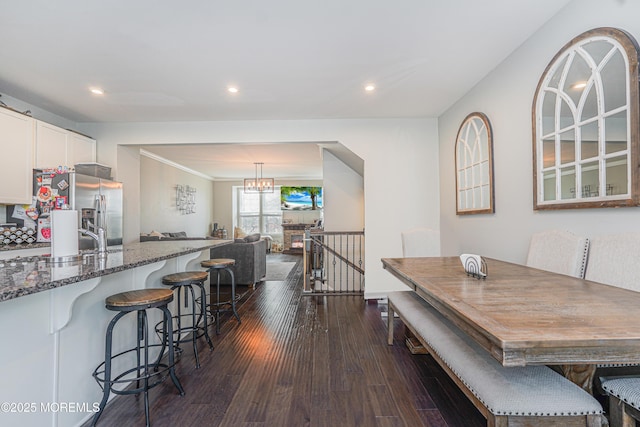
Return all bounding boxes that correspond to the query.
[141,142,329,180]
[1,0,572,178]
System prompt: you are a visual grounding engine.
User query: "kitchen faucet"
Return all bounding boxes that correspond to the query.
[79,220,107,255]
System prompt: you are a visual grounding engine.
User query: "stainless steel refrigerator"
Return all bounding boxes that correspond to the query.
[33,170,123,250]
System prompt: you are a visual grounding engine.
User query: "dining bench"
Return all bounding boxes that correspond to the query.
[386,290,603,427]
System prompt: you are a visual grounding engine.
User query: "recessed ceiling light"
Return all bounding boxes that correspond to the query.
[228,87,239,93]
[90,87,104,95]
[364,84,376,92]
[572,82,587,90]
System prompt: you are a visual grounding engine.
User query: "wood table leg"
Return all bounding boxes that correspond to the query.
[560,364,596,395]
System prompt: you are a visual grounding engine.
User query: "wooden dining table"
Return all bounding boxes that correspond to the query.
[382,256,640,392]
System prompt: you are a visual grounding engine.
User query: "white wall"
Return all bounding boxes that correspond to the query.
[212,180,236,233]
[438,0,640,263]
[0,93,78,131]
[322,150,364,231]
[139,154,214,237]
[80,118,439,298]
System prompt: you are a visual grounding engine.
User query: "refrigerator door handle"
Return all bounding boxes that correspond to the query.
[95,195,107,231]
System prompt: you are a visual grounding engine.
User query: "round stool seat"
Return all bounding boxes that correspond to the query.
[106,288,174,311]
[201,258,235,269]
[162,271,209,285]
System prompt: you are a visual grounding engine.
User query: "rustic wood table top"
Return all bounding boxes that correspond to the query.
[382,256,640,368]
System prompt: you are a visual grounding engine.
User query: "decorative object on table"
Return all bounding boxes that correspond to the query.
[455,112,494,215]
[459,253,487,279]
[176,184,196,214]
[243,162,274,193]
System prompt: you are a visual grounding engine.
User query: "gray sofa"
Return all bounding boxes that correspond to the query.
[209,234,267,287]
[140,231,215,242]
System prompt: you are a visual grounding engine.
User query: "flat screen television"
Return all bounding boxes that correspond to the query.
[280,186,322,210]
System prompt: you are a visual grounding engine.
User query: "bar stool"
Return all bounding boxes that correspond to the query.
[92,289,184,427]
[201,258,241,334]
[158,271,213,368]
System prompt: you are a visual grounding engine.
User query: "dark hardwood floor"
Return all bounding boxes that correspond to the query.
[85,254,484,427]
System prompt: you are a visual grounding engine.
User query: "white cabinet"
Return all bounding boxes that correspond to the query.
[67,131,96,166]
[35,121,67,168]
[34,120,95,169]
[0,107,34,204]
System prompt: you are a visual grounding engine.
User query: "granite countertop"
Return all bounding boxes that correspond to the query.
[0,240,231,302]
[0,242,50,251]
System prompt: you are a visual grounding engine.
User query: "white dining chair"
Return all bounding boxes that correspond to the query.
[601,377,640,427]
[584,232,640,292]
[526,229,590,278]
[584,233,640,398]
[401,228,440,257]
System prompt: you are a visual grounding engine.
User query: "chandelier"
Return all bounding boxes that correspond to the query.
[244,162,274,193]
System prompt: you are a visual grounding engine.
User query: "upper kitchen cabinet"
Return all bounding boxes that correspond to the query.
[35,121,67,168]
[0,107,34,204]
[34,120,95,169]
[67,131,96,166]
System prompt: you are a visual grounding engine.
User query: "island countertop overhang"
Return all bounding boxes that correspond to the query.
[0,239,231,302]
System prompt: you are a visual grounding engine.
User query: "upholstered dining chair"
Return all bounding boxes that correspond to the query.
[401,228,440,257]
[584,232,640,292]
[602,378,640,427]
[585,233,640,403]
[525,229,590,278]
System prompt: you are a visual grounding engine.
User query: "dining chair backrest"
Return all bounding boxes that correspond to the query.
[584,233,640,292]
[526,229,590,278]
[401,228,440,257]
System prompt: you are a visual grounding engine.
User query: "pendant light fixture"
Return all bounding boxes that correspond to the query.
[244,162,274,193]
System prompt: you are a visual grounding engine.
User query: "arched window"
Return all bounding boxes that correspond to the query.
[455,112,495,214]
[533,27,640,209]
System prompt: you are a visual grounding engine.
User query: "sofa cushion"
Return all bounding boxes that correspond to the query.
[245,233,261,242]
[162,231,187,238]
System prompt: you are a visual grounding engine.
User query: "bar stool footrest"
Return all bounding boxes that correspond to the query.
[154,315,213,346]
[92,343,178,395]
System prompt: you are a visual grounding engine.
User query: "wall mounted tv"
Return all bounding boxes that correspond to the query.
[280,187,322,210]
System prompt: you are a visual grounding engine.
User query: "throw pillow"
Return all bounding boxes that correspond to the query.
[149,230,165,238]
[234,227,247,239]
[244,233,261,243]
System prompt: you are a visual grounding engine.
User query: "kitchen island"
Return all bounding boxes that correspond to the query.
[0,239,230,427]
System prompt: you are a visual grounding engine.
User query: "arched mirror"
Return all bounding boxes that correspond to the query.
[455,112,495,215]
[533,27,640,209]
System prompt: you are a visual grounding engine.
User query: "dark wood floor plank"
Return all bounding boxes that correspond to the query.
[82,254,484,427]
